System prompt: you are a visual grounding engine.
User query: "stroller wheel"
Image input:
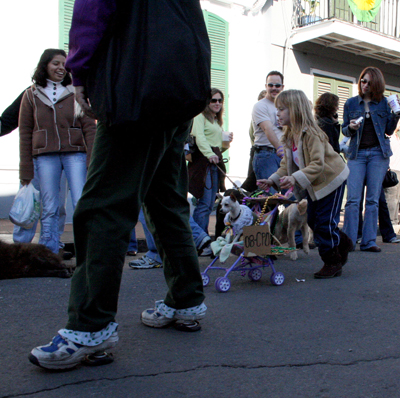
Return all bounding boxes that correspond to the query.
[215,277,231,293]
[270,272,285,286]
[202,273,210,287]
[248,268,262,281]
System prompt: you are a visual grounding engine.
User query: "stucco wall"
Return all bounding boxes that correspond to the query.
[0,1,59,217]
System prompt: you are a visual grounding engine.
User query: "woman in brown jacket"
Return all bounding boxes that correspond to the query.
[19,48,96,254]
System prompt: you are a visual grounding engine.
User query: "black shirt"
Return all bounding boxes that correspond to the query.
[359,113,380,149]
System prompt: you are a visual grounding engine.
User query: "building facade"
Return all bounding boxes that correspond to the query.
[1,0,400,217]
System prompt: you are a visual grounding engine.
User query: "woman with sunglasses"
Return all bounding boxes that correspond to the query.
[342,66,398,252]
[188,88,233,244]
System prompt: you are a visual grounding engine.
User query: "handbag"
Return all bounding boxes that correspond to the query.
[86,0,211,128]
[383,169,399,188]
[9,182,41,229]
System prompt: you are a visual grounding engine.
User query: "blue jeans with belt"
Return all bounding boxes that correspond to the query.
[252,147,281,194]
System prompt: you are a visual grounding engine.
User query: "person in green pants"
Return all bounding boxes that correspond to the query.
[29,0,210,371]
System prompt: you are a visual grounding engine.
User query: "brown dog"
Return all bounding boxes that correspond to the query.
[273,199,310,260]
[0,240,72,279]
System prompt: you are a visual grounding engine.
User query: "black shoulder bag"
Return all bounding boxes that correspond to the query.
[383,169,399,188]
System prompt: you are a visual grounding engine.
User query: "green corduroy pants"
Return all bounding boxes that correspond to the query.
[66,120,205,332]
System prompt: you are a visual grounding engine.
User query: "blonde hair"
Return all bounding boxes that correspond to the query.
[275,90,327,147]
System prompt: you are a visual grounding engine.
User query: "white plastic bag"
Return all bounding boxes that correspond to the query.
[9,182,41,229]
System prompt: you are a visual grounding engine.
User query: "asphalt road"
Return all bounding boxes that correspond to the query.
[1,239,400,398]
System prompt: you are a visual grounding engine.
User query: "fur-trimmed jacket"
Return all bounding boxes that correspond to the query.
[269,130,349,201]
[19,84,96,180]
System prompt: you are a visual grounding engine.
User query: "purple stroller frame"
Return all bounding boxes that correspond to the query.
[201,188,294,293]
[201,251,284,293]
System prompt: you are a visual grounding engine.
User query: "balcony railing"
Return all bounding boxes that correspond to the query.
[292,0,400,39]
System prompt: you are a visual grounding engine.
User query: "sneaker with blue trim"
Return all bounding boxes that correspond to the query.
[28,332,119,370]
[129,255,162,269]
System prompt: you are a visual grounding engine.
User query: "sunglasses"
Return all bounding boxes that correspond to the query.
[360,78,371,86]
[210,98,223,103]
[267,83,283,88]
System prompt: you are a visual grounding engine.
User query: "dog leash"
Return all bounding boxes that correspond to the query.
[215,162,246,196]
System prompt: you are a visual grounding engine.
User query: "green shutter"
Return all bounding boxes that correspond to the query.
[202,11,230,169]
[59,0,75,52]
[314,75,353,122]
[203,11,229,129]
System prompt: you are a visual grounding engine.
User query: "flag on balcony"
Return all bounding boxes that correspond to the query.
[347,0,382,22]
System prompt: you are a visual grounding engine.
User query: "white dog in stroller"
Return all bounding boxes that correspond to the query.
[219,193,258,238]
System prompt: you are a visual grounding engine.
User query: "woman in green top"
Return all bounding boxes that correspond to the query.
[189,88,232,234]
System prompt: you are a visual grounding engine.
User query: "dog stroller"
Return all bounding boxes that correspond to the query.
[201,190,296,293]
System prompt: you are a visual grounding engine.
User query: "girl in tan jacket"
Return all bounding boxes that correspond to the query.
[257,89,353,279]
[19,49,96,254]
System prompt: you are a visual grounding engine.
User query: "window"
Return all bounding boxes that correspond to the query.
[384,88,400,98]
[314,75,353,122]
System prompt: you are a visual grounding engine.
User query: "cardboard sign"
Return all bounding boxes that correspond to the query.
[242,224,272,257]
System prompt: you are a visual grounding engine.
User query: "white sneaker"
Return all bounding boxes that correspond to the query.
[141,300,207,328]
[197,235,211,255]
[129,255,162,269]
[29,332,119,370]
[389,237,400,243]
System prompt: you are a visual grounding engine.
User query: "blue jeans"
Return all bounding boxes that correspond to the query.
[13,168,68,247]
[252,149,281,194]
[190,216,208,248]
[357,187,396,242]
[127,228,138,252]
[193,164,219,234]
[343,146,389,250]
[139,209,162,263]
[307,183,345,256]
[35,152,87,253]
[133,209,207,258]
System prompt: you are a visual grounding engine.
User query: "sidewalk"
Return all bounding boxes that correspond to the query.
[0,216,217,252]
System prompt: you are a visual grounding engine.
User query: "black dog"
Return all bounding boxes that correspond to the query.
[0,240,72,279]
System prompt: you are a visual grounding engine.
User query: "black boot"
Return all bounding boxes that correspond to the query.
[314,247,342,279]
[338,230,354,266]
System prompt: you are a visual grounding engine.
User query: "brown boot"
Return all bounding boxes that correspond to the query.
[338,230,354,266]
[314,247,342,279]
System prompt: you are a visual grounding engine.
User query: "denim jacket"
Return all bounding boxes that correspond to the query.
[342,95,397,160]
